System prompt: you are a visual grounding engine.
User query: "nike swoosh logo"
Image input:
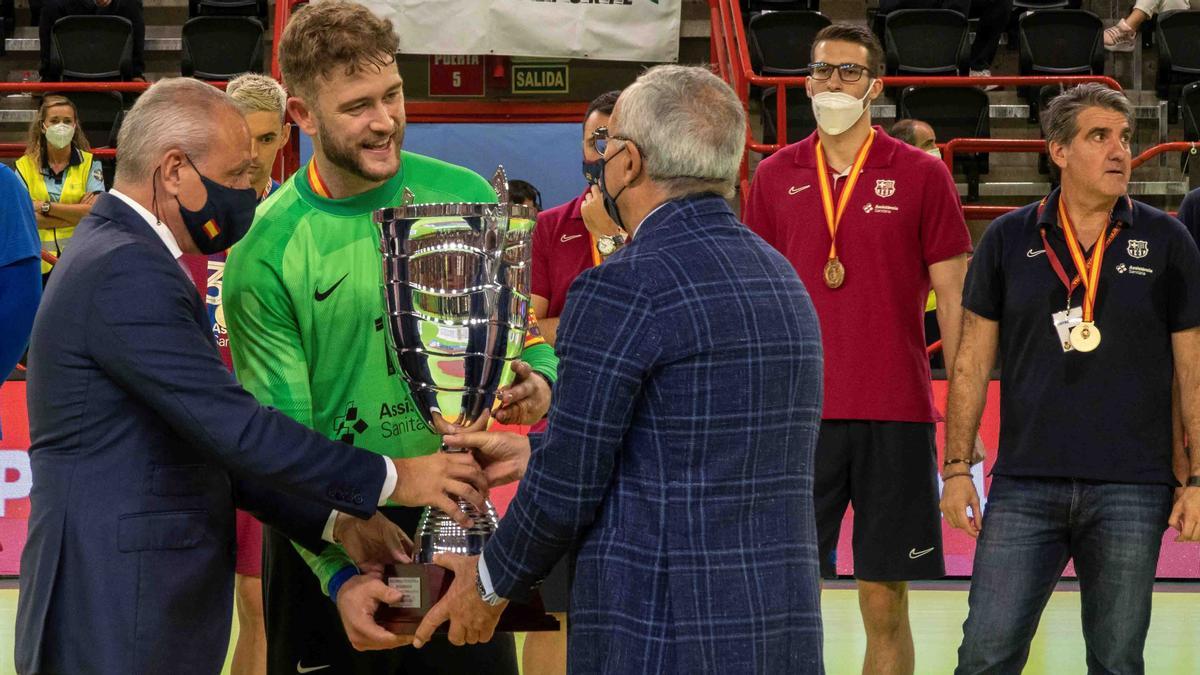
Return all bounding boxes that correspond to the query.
[314,273,349,302]
[788,185,811,195]
[560,234,583,243]
[296,663,331,673]
[909,547,935,559]
[1027,249,1046,258]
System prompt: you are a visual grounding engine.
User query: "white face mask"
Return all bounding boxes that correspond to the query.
[44,122,75,150]
[811,83,873,136]
[927,147,942,159]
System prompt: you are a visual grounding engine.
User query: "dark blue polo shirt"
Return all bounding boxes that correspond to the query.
[963,188,1200,485]
[1180,187,1200,243]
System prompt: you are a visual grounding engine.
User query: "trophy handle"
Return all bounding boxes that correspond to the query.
[491,166,509,204]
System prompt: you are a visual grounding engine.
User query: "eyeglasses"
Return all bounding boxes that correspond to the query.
[585,126,607,153]
[808,62,870,83]
[592,127,635,157]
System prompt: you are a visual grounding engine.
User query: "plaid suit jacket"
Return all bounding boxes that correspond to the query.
[485,195,824,674]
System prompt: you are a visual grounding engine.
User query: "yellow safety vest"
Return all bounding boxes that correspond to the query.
[16,151,94,274]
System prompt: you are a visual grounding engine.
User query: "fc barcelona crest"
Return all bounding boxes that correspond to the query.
[1127,240,1149,259]
[874,179,896,198]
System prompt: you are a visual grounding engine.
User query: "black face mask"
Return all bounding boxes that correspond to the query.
[170,155,259,254]
[598,145,630,232]
[582,159,603,185]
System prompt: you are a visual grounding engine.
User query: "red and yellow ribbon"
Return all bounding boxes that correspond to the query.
[307,160,331,199]
[814,128,876,266]
[1057,200,1108,323]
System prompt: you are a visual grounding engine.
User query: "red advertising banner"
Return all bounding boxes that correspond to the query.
[0,382,31,575]
[428,55,486,97]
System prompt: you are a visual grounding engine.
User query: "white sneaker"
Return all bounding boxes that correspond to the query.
[970,69,999,92]
[1104,19,1135,52]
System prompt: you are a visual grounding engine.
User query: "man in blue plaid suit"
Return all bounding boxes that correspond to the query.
[410,65,826,674]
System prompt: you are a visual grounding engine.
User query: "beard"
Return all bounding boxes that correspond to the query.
[317,118,404,184]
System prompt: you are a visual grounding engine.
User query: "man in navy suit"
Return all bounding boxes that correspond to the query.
[413,65,826,673]
[15,78,489,675]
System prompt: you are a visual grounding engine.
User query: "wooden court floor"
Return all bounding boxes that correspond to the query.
[1,582,1197,674]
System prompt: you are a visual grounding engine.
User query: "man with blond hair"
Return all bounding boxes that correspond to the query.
[223,2,553,673]
[227,73,291,202]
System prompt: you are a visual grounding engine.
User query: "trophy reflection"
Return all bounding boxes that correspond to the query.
[373,167,554,632]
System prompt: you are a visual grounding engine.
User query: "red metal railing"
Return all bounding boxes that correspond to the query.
[942,140,1198,221]
[708,0,1125,210]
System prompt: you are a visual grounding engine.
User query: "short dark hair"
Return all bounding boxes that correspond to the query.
[1042,83,1133,180]
[509,179,541,211]
[583,90,621,129]
[812,23,885,77]
[890,118,923,146]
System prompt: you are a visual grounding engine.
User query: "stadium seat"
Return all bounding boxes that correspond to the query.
[65,91,125,149]
[899,86,989,200]
[884,9,969,77]
[1155,10,1200,123]
[47,15,133,81]
[189,0,267,20]
[747,0,820,13]
[761,86,816,146]
[1018,9,1103,121]
[181,16,265,81]
[747,10,830,75]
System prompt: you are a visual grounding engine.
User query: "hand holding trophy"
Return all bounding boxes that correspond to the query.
[373,167,558,635]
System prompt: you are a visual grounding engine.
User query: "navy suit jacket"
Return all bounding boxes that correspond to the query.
[15,194,386,675]
[486,196,825,673]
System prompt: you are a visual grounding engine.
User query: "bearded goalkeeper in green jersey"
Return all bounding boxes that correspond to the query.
[222,3,554,673]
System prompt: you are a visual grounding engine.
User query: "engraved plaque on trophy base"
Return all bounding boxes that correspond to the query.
[374,563,561,634]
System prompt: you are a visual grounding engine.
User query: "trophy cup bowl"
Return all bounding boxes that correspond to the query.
[373,168,557,633]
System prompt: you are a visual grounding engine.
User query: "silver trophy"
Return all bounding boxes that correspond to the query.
[376,166,537,565]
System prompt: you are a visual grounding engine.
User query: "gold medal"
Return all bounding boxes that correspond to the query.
[815,130,875,293]
[1069,321,1101,352]
[823,258,845,289]
[1045,197,1115,355]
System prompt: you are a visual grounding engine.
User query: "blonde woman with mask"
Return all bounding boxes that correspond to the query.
[16,95,106,283]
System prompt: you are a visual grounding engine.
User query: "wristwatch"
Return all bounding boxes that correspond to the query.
[41,201,51,216]
[596,233,626,257]
[475,568,504,607]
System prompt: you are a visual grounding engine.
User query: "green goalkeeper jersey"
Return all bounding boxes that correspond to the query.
[223,151,557,593]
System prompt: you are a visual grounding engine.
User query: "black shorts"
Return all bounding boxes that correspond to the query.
[814,420,945,581]
[262,505,519,675]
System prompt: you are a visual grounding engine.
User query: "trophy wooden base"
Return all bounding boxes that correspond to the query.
[374,563,561,634]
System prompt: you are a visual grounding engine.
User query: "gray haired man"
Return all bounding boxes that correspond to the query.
[409,64,826,673]
[14,78,489,674]
[943,83,1200,673]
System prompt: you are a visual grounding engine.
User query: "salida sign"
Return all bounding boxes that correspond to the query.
[511,63,569,95]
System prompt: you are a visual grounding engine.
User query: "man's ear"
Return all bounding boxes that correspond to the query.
[624,142,645,185]
[287,96,318,139]
[157,149,188,199]
[1048,139,1069,175]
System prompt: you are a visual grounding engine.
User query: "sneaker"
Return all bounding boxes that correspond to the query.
[970,69,999,92]
[1104,19,1135,52]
